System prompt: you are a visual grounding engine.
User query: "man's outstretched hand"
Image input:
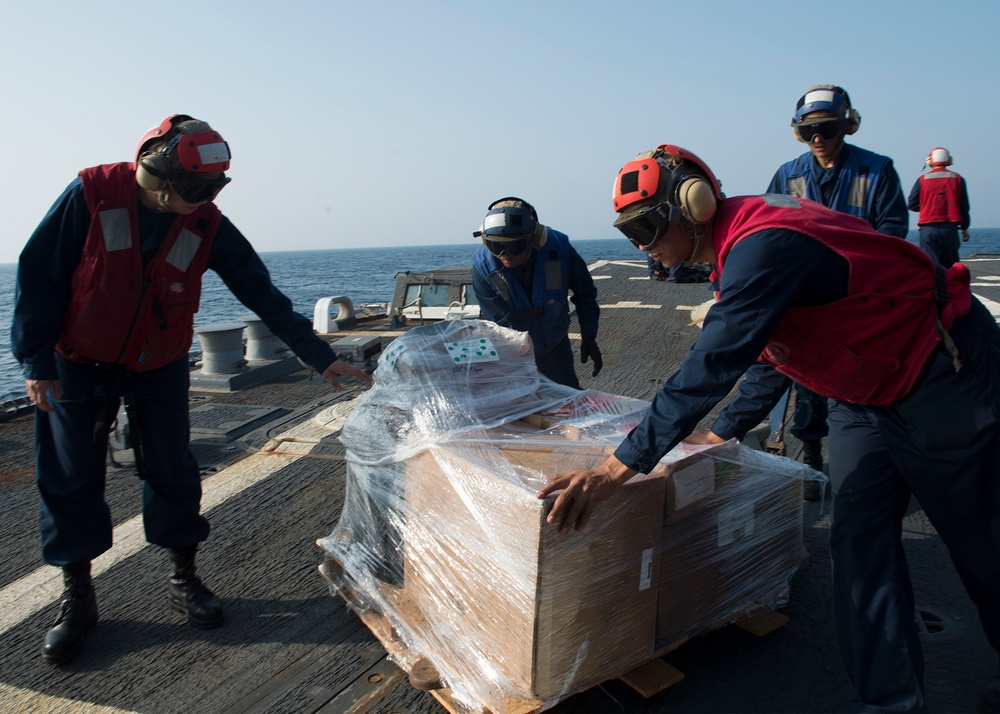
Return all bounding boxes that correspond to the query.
[322,359,373,390]
[536,455,636,534]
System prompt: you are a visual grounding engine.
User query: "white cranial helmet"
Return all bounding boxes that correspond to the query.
[927,147,953,167]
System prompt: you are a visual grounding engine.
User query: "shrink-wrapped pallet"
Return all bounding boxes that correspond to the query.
[318,319,814,713]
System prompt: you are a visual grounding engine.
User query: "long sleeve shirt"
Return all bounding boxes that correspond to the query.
[472,242,600,338]
[12,177,336,381]
[613,228,849,473]
[766,144,909,238]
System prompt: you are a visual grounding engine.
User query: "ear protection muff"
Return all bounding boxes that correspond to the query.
[136,147,171,192]
[675,175,717,225]
[656,149,718,225]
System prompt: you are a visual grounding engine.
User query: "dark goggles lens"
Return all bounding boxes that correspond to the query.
[797,119,843,143]
[484,237,530,257]
[169,173,231,203]
[614,205,669,250]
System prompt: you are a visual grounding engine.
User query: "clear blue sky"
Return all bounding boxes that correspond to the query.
[2,0,996,265]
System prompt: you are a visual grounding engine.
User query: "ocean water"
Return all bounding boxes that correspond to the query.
[3,230,999,403]
[0,239,639,402]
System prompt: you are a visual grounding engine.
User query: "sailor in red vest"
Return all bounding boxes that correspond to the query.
[11,115,371,666]
[908,147,972,267]
[537,144,1000,713]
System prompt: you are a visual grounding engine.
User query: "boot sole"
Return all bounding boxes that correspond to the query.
[167,596,224,630]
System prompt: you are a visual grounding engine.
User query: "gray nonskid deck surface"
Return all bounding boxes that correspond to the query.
[0,257,998,713]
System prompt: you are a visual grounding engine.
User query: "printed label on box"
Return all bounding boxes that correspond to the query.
[717,501,755,547]
[639,547,653,591]
[672,458,715,509]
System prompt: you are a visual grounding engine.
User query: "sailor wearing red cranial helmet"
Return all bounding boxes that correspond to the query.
[11,113,371,668]
[540,139,999,714]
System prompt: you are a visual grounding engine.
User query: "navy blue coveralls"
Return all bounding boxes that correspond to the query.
[11,178,337,566]
[614,227,1000,712]
[472,231,599,389]
[767,143,909,446]
[907,174,971,268]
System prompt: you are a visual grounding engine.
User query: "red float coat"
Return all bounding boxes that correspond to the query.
[56,163,220,371]
[713,195,970,405]
[916,169,964,225]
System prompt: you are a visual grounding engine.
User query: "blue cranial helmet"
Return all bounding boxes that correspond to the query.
[792,85,860,135]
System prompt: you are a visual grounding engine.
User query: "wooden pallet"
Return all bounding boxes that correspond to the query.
[619,606,790,698]
[427,606,790,712]
[322,554,794,714]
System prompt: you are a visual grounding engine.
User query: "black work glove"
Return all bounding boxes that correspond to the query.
[580,335,603,377]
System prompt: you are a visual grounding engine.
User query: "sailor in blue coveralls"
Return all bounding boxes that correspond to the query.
[766,85,908,489]
[540,143,1000,713]
[472,197,602,389]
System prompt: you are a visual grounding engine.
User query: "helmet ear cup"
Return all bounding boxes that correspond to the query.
[136,153,170,191]
[676,177,717,224]
[534,224,547,249]
[843,107,861,135]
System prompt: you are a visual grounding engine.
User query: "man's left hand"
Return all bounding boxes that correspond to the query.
[962,229,971,242]
[580,336,603,377]
[321,359,373,390]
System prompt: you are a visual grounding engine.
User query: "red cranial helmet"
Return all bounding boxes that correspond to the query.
[612,144,722,249]
[135,115,231,203]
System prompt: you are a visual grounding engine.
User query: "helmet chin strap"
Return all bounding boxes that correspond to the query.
[144,187,174,213]
[680,220,704,263]
[154,190,172,212]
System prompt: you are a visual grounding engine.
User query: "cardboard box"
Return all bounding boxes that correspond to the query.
[655,451,805,648]
[396,442,663,706]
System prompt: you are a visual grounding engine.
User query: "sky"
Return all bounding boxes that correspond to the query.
[1,0,997,266]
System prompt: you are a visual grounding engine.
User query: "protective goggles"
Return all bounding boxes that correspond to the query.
[483,236,531,258]
[797,118,844,143]
[168,172,231,204]
[614,203,671,250]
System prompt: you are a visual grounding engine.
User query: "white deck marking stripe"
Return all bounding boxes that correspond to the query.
[0,684,139,713]
[602,301,662,309]
[0,450,298,637]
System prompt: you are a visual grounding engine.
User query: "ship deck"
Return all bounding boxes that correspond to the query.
[2,256,999,713]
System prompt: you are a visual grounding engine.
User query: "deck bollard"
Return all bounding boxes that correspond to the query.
[195,322,247,374]
[313,296,357,333]
[240,314,289,361]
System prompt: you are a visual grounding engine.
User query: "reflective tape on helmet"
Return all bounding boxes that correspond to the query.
[197,142,230,166]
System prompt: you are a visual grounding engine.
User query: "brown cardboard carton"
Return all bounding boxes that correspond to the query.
[655,451,805,648]
[397,442,663,707]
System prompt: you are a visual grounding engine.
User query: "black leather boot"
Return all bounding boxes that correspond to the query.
[167,545,224,629]
[42,561,98,664]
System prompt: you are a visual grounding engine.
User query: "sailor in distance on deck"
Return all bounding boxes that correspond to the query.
[908,146,972,268]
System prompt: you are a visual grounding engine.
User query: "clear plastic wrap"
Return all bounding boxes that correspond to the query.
[318,319,815,713]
